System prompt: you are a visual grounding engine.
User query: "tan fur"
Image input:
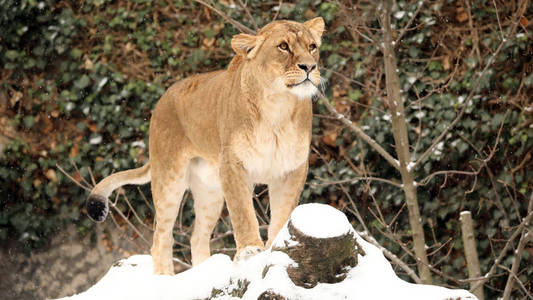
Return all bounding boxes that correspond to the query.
[88,18,325,275]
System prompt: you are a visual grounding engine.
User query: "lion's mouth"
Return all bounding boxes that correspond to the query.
[287,78,315,88]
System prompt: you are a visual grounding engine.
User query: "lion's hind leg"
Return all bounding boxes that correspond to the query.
[151,164,188,275]
[189,183,224,266]
[188,158,225,266]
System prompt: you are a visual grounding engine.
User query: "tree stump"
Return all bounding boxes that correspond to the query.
[271,203,365,288]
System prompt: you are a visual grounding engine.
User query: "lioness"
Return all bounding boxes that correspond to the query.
[86,17,324,275]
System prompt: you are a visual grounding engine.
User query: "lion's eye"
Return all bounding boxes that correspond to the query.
[309,43,317,52]
[278,42,289,51]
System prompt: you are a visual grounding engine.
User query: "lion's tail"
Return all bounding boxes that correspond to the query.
[87,162,151,222]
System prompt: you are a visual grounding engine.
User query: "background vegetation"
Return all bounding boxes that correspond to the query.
[0,0,531,298]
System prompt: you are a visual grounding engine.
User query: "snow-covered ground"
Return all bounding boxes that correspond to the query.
[61,204,477,300]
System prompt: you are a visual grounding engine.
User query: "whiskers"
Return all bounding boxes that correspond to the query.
[313,76,328,102]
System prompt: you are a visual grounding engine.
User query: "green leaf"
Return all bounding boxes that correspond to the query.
[74,75,91,89]
[5,50,19,61]
[348,89,361,102]
[23,116,35,128]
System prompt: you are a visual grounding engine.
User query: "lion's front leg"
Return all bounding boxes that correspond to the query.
[220,153,264,260]
[265,162,308,248]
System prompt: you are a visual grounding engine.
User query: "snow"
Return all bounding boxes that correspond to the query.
[288,203,352,239]
[60,204,477,300]
[89,135,102,145]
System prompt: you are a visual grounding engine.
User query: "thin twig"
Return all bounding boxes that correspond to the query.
[118,189,154,232]
[411,4,525,170]
[56,164,92,192]
[499,264,533,300]
[193,0,256,34]
[312,176,403,188]
[236,0,259,31]
[271,0,283,21]
[502,191,533,299]
[109,201,151,246]
[318,91,401,171]
[471,209,533,292]
[358,230,422,284]
[70,158,94,190]
[395,0,425,45]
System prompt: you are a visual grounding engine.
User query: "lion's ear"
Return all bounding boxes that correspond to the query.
[231,34,265,59]
[304,17,325,45]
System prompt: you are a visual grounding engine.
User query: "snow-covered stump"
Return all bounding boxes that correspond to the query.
[271,203,365,288]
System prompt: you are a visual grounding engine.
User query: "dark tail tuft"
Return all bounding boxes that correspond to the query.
[86,194,109,222]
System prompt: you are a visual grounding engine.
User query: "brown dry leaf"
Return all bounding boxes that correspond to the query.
[304,8,316,19]
[42,116,53,134]
[213,22,225,35]
[33,179,42,187]
[202,37,215,48]
[203,6,212,20]
[309,153,318,166]
[332,85,346,98]
[442,56,451,70]
[456,12,468,23]
[50,110,59,118]
[10,90,22,107]
[124,42,134,52]
[51,197,60,205]
[322,131,338,147]
[45,169,57,182]
[70,143,79,158]
[84,56,94,70]
[88,122,98,133]
[96,156,104,162]
[334,99,350,114]
[219,0,234,6]
[520,16,529,27]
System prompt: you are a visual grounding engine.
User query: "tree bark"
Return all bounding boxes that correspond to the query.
[257,290,287,300]
[380,0,432,283]
[460,211,484,300]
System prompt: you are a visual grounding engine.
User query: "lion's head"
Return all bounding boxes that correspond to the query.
[231,17,325,99]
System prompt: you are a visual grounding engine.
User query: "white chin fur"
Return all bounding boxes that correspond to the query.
[289,81,318,99]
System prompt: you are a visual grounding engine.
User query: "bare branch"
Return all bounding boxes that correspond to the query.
[312,176,403,188]
[460,211,484,300]
[358,230,422,284]
[70,158,94,190]
[56,163,92,192]
[380,0,431,283]
[471,208,533,292]
[411,1,526,170]
[418,169,478,186]
[318,91,401,171]
[193,0,256,35]
[109,200,151,246]
[236,0,259,31]
[499,265,533,300]
[394,0,425,45]
[272,0,282,21]
[118,189,154,232]
[502,192,533,299]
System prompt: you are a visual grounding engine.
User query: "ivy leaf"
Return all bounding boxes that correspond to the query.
[5,50,19,61]
[74,74,91,89]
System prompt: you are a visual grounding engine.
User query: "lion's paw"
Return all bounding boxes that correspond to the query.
[234,246,263,262]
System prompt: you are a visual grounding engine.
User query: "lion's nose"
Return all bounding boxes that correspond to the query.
[297,64,316,73]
